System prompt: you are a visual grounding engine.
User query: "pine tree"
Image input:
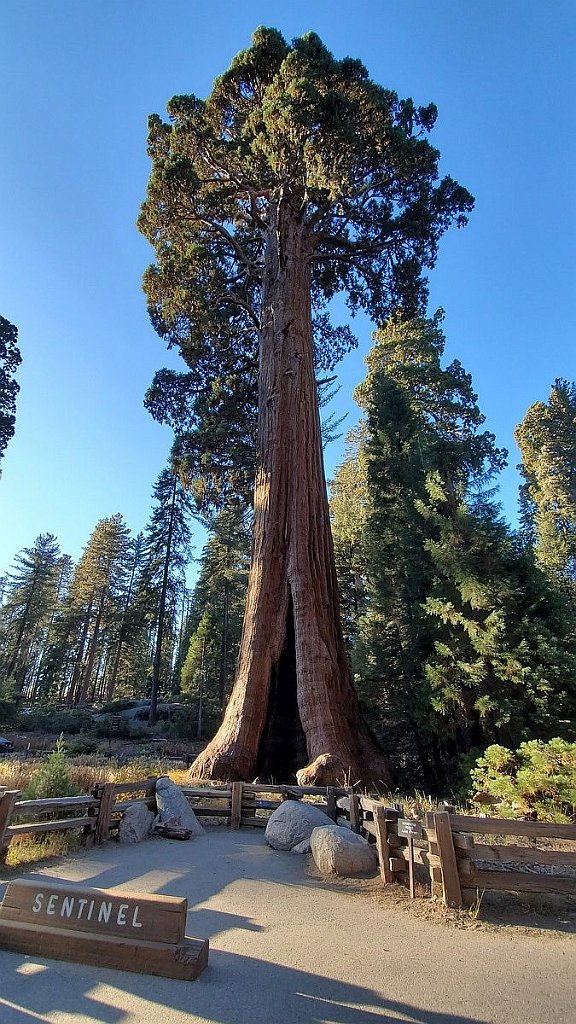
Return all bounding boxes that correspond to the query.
[141,468,194,724]
[139,27,472,784]
[180,500,250,733]
[515,379,576,600]
[65,515,132,706]
[0,315,21,475]
[0,533,63,697]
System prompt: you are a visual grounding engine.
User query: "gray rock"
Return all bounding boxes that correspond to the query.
[310,824,378,877]
[155,776,205,836]
[290,838,311,854]
[265,799,331,851]
[118,802,155,844]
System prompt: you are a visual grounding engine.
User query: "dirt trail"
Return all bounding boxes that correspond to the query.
[0,828,574,1024]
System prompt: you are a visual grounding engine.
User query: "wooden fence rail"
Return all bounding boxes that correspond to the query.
[2,778,574,913]
[424,810,576,908]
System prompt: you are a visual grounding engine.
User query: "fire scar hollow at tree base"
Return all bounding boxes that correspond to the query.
[0,880,208,980]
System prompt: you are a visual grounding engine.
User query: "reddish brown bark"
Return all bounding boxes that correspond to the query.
[191,200,393,788]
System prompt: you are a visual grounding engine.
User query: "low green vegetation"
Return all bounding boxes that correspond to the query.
[470,739,576,823]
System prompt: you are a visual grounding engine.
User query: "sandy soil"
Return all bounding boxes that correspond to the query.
[0,828,574,1024]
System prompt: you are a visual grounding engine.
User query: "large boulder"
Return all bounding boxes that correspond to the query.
[155,777,205,836]
[310,824,378,877]
[265,799,331,851]
[118,802,155,844]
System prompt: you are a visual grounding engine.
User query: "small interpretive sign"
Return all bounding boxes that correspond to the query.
[397,818,423,839]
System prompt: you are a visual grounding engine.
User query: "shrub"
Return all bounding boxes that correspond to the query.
[470,738,576,822]
[22,736,80,800]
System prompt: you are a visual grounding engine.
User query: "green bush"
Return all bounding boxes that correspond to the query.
[66,734,99,756]
[470,738,576,822]
[22,736,80,800]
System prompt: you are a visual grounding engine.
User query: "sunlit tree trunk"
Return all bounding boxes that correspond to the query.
[192,201,392,786]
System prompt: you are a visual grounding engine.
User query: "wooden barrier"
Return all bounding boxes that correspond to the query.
[424,811,576,908]
[0,880,208,979]
[1,791,100,860]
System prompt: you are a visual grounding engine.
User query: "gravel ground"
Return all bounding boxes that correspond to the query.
[0,828,574,1024]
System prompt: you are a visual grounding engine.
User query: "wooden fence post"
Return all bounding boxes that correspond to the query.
[433,811,463,909]
[230,782,243,830]
[94,783,116,846]
[0,790,20,860]
[373,805,394,883]
[347,789,361,833]
[326,787,337,821]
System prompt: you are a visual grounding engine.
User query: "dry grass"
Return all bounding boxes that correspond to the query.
[3,832,81,869]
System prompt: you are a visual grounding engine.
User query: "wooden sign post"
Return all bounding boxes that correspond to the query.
[397,818,423,898]
[0,880,208,980]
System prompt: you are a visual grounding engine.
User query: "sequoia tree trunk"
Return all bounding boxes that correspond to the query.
[191,198,393,787]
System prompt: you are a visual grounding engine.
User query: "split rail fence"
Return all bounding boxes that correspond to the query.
[1,781,574,907]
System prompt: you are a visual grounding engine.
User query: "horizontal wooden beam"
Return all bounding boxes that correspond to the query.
[7,817,95,836]
[468,869,576,895]
[447,814,576,841]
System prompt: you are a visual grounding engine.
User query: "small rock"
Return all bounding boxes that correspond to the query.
[265,799,331,851]
[118,802,154,844]
[155,776,205,836]
[310,824,378,877]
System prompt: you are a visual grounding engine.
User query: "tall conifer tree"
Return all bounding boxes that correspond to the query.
[139,27,472,784]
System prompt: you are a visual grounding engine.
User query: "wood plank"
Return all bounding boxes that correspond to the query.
[0,881,186,943]
[187,807,231,818]
[447,814,576,841]
[112,779,157,796]
[0,919,208,980]
[246,784,347,797]
[6,816,95,836]
[240,816,267,828]
[468,844,576,868]
[181,787,232,798]
[13,796,98,813]
[230,782,243,830]
[348,790,361,834]
[0,791,21,854]
[468,870,576,896]
[94,783,116,845]
[373,806,394,883]
[433,811,463,909]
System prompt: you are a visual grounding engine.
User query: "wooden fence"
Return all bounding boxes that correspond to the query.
[424,810,576,908]
[2,781,575,910]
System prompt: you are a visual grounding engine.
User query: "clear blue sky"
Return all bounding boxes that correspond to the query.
[0,1,574,578]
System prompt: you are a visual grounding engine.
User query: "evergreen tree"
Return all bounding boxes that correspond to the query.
[346,313,506,783]
[141,468,194,724]
[515,379,576,599]
[419,476,576,767]
[0,315,21,475]
[139,27,472,784]
[0,533,63,697]
[64,515,132,706]
[180,500,250,733]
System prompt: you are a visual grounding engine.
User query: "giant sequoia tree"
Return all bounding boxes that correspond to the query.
[139,28,473,784]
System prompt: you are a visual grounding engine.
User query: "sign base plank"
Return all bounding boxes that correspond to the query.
[0,919,208,980]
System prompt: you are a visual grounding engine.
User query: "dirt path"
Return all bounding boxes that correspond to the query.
[0,829,574,1024]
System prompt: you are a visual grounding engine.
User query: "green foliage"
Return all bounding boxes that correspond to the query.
[22,736,80,800]
[515,379,576,596]
[139,27,472,516]
[470,739,576,822]
[0,677,18,728]
[0,314,21,473]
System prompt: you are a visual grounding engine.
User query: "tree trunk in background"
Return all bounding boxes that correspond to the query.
[191,202,393,787]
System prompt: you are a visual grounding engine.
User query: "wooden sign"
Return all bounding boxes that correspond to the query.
[0,881,208,980]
